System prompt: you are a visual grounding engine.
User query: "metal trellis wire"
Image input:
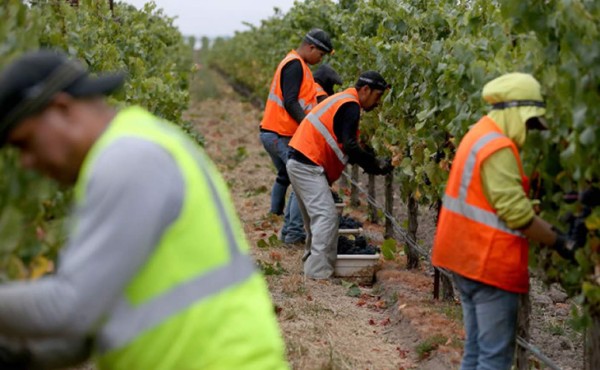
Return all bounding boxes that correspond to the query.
[340,170,563,370]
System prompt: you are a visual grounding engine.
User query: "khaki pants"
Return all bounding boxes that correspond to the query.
[286,159,338,279]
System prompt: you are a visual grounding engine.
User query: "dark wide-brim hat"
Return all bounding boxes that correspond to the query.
[0,49,125,146]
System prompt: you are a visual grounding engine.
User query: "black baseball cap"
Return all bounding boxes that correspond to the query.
[356,71,391,91]
[303,28,333,54]
[0,49,125,146]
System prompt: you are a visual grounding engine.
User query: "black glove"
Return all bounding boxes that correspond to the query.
[551,227,578,262]
[580,186,600,207]
[330,189,343,203]
[376,157,394,175]
[0,343,31,370]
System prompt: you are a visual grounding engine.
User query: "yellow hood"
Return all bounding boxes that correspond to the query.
[482,73,546,148]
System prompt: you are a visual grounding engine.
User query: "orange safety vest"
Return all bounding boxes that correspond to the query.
[432,116,531,293]
[316,82,327,100]
[289,87,359,184]
[260,50,317,137]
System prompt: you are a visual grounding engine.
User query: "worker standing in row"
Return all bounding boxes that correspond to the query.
[287,71,394,279]
[259,28,334,245]
[432,73,580,370]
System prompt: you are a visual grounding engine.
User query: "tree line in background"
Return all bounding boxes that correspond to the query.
[205,0,600,335]
[0,0,194,280]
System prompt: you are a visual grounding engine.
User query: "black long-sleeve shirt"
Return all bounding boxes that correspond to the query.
[291,101,380,174]
[280,60,306,124]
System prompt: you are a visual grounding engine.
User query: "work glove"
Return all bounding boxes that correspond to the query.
[580,186,600,207]
[330,189,343,204]
[0,339,30,370]
[376,157,394,175]
[551,227,579,262]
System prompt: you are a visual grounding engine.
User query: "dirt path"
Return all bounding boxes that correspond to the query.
[188,69,463,370]
[71,65,582,370]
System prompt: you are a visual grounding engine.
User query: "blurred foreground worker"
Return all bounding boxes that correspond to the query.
[259,28,333,245]
[313,63,343,102]
[287,71,394,279]
[432,73,579,370]
[0,50,288,370]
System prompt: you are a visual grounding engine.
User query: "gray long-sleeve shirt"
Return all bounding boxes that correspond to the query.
[0,137,184,367]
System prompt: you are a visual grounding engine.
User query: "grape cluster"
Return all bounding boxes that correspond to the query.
[339,215,363,229]
[337,235,379,255]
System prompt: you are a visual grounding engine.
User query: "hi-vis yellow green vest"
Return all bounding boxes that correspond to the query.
[74,106,288,370]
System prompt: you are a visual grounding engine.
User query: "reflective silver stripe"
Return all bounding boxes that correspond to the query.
[97,123,255,353]
[306,114,348,164]
[444,130,524,237]
[190,140,245,257]
[299,98,307,110]
[299,98,314,113]
[267,54,308,110]
[268,91,285,108]
[97,254,256,353]
[304,93,356,165]
[268,93,313,112]
[266,54,294,109]
[443,195,523,236]
[313,93,355,118]
[459,132,504,199]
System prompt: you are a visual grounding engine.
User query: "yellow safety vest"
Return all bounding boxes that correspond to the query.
[74,106,288,370]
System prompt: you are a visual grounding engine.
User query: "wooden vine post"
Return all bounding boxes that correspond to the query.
[350,164,360,207]
[406,193,420,269]
[368,174,378,223]
[384,172,394,239]
[433,200,454,300]
[585,313,600,370]
[516,293,531,370]
[339,165,348,189]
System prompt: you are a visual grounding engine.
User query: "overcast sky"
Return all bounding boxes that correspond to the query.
[122,0,297,38]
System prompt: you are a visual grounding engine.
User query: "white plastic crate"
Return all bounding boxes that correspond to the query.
[335,202,345,215]
[334,253,380,284]
[338,228,363,236]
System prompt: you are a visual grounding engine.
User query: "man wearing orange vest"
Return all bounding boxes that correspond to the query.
[259,28,333,245]
[287,71,393,279]
[432,73,578,370]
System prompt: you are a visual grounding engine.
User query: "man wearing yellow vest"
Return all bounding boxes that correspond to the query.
[259,28,333,245]
[0,50,288,370]
[287,71,394,279]
[432,73,578,370]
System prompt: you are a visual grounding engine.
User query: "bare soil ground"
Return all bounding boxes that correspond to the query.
[189,71,462,370]
[70,65,584,370]
[189,68,584,370]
